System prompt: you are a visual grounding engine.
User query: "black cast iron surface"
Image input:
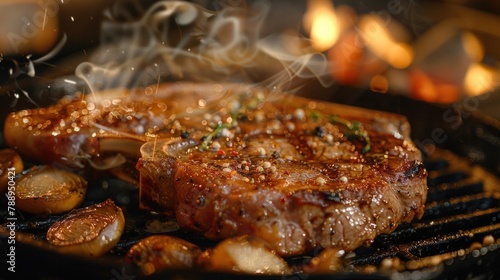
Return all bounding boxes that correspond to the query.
[1,88,500,280]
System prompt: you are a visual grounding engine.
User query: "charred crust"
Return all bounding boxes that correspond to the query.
[238,114,248,122]
[321,191,343,202]
[369,154,389,164]
[289,135,315,159]
[314,126,326,137]
[322,163,340,179]
[131,86,428,256]
[404,161,427,179]
[216,220,224,230]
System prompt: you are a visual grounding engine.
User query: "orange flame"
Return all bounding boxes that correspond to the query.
[464,63,498,96]
[304,0,339,52]
[358,15,413,69]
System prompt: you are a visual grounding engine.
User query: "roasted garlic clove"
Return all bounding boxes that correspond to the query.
[125,235,202,275]
[201,235,291,275]
[15,165,87,215]
[0,148,23,193]
[46,199,125,257]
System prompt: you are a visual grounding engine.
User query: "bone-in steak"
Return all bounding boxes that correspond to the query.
[136,84,428,256]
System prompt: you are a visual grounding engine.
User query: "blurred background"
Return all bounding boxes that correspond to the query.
[0,0,499,121]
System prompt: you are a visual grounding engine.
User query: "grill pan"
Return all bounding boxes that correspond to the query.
[1,84,499,280]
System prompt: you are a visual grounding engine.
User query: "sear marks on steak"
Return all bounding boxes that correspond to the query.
[136,83,428,256]
[3,82,427,256]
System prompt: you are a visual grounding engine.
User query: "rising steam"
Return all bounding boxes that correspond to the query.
[75,0,334,95]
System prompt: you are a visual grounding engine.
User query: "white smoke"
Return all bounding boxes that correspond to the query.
[75,0,333,94]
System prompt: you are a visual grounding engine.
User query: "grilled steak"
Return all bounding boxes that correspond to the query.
[3,83,236,171]
[3,82,427,256]
[136,83,428,256]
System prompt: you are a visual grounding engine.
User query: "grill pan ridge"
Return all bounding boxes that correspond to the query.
[1,87,500,279]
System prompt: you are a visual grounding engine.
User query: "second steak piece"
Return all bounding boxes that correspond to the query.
[137,86,428,256]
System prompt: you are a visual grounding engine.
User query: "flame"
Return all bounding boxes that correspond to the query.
[464,63,498,96]
[304,0,339,52]
[358,15,413,69]
[409,70,460,103]
[461,31,484,62]
[461,32,492,97]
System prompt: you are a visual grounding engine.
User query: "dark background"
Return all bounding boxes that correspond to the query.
[0,0,499,121]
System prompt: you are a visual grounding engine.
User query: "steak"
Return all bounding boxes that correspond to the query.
[3,82,427,256]
[3,83,238,174]
[136,84,428,256]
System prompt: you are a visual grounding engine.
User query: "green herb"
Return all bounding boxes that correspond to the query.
[313,110,371,153]
[311,111,320,122]
[199,122,233,150]
[199,93,263,151]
